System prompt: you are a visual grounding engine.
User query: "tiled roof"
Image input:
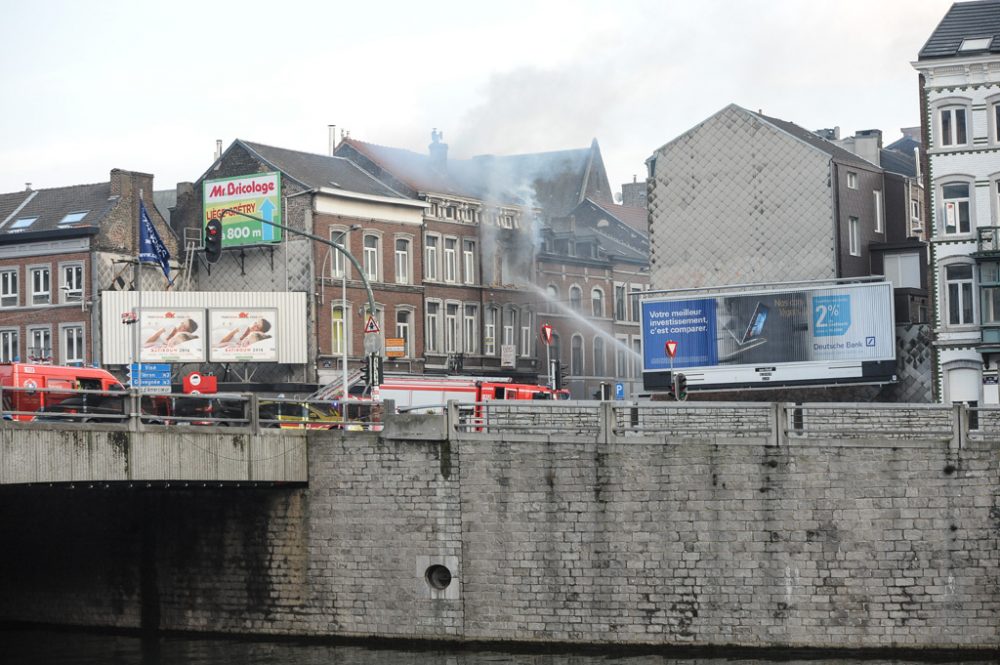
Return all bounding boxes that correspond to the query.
[339,137,604,215]
[237,140,408,199]
[880,148,918,178]
[755,111,879,170]
[918,0,1000,60]
[0,182,116,237]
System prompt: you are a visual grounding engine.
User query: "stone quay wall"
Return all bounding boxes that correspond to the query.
[0,402,996,650]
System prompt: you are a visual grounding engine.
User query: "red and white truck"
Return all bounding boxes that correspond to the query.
[376,375,568,414]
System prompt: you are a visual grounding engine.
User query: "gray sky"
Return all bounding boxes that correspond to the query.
[0,0,954,197]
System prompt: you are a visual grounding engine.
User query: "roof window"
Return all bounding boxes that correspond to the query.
[9,217,38,230]
[59,211,89,225]
[959,37,992,52]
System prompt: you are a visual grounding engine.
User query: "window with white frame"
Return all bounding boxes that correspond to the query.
[571,334,584,376]
[569,285,582,312]
[593,337,605,377]
[546,284,559,313]
[849,217,860,257]
[614,284,626,320]
[484,307,497,355]
[363,235,380,281]
[329,227,348,278]
[443,238,457,283]
[463,304,478,354]
[0,329,17,362]
[445,303,459,353]
[60,263,84,303]
[630,286,641,323]
[883,253,921,289]
[874,190,883,233]
[462,239,475,284]
[30,266,50,305]
[0,269,17,307]
[615,335,628,377]
[395,238,410,285]
[426,301,441,352]
[28,327,51,362]
[503,308,515,347]
[424,234,439,281]
[995,102,1000,145]
[592,288,604,318]
[520,318,531,358]
[846,172,858,189]
[911,199,921,231]
[62,325,84,365]
[939,106,968,147]
[943,182,971,235]
[945,263,975,325]
[331,306,346,356]
[395,309,411,357]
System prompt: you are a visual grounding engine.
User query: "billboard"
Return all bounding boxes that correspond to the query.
[209,308,278,362]
[203,172,282,247]
[642,282,896,390]
[140,309,206,362]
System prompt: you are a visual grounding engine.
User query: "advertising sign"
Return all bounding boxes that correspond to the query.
[203,172,282,247]
[209,308,278,362]
[139,309,206,362]
[642,282,896,390]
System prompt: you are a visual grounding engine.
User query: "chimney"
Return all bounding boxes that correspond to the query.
[215,139,223,160]
[429,128,448,172]
[24,183,31,192]
[329,125,337,155]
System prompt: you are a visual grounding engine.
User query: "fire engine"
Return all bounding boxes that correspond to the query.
[376,375,568,414]
[0,363,125,421]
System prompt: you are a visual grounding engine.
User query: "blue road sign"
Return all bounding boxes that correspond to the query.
[615,382,625,400]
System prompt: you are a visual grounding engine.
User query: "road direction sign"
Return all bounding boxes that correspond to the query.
[364,314,380,334]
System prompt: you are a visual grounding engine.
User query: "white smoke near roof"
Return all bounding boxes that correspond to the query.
[453,65,620,158]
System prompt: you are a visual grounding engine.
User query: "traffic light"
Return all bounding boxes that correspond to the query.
[673,372,688,401]
[552,359,569,390]
[360,358,370,386]
[204,219,223,264]
[369,353,384,387]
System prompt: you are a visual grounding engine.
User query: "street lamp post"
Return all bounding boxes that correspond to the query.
[336,224,361,397]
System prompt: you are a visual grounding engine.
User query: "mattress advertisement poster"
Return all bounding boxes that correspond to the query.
[209,308,278,362]
[642,282,895,389]
[140,309,206,362]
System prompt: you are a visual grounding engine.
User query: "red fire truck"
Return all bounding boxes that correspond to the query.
[0,363,125,421]
[376,375,568,414]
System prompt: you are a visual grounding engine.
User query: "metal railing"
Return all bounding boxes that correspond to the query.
[0,386,383,432]
[450,400,974,447]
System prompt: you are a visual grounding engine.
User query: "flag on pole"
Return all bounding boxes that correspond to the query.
[138,200,172,284]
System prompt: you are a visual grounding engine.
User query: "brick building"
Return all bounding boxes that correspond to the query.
[0,169,177,366]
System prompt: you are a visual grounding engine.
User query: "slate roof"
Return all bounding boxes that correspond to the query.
[755,110,879,170]
[339,137,608,216]
[918,0,1000,60]
[0,182,115,240]
[880,148,918,178]
[236,140,409,200]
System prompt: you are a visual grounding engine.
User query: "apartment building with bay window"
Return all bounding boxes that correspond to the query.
[914,0,1000,404]
[0,169,177,366]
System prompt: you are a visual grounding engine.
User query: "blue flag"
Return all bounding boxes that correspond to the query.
[138,200,172,284]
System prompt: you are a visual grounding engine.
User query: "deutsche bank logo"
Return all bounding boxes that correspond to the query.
[866,336,876,347]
